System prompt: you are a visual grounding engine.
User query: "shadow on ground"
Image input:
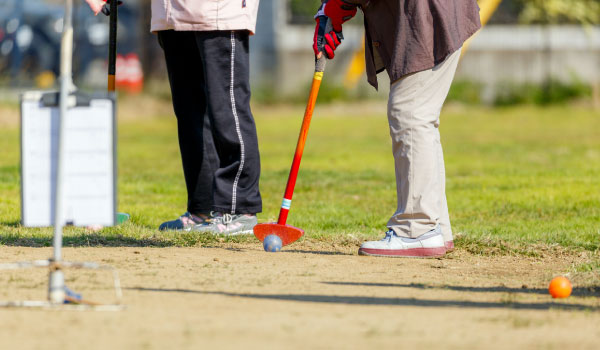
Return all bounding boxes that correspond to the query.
[0,233,174,248]
[0,229,353,253]
[321,281,600,298]
[284,249,354,256]
[0,231,257,248]
[128,287,599,311]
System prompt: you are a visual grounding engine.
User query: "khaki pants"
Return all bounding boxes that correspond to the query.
[386,48,461,240]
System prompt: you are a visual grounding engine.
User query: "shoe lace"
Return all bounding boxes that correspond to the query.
[211,212,233,225]
[381,229,395,242]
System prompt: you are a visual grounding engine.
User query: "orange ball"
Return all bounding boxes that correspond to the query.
[548,276,572,298]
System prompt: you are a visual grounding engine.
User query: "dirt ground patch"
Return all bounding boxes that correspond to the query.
[0,244,599,349]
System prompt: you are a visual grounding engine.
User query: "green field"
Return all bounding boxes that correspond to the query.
[0,101,599,258]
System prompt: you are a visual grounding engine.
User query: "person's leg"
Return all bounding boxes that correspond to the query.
[359,48,461,257]
[195,30,262,215]
[386,49,461,239]
[437,134,454,249]
[190,116,220,214]
[157,30,218,229]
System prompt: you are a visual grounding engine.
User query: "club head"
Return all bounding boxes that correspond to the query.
[253,223,304,247]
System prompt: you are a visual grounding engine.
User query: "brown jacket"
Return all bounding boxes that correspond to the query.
[349,0,481,89]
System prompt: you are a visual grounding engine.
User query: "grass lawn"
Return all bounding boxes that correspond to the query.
[0,99,598,257]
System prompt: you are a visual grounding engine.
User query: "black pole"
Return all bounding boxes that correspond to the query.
[108,0,118,92]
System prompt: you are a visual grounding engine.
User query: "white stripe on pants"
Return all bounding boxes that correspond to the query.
[386,48,461,240]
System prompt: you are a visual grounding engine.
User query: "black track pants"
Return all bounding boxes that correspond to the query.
[158,30,262,214]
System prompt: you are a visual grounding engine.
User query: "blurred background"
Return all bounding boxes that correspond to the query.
[0,0,598,107]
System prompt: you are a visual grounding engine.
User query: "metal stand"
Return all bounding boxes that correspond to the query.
[1,0,124,311]
[0,260,124,311]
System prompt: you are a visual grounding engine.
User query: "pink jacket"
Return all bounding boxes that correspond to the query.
[151,0,261,34]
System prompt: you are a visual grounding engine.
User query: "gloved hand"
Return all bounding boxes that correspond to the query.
[313,0,359,59]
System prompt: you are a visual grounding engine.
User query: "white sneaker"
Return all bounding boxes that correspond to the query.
[358,226,447,258]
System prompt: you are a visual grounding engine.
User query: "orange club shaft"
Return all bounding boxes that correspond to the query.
[277,71,324,225]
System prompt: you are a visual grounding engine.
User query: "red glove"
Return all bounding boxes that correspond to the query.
[313,17,341,59]
[313,0,358,59]
[324,0,358,33]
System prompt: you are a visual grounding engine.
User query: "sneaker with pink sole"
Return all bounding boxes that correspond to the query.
[358,226,447,258]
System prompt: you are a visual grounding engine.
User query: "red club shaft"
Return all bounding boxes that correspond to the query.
[277,71,324,225]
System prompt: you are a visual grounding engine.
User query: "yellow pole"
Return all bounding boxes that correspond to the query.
[461,0,503,56]
[343,40,366,88]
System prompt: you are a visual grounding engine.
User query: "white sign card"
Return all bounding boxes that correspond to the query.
[21,92,116,227]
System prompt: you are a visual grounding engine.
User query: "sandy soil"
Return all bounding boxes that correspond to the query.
[0,244,599,350]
